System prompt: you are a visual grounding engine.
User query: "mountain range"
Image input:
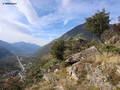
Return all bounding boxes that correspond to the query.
[0,40,41,58]
[0,40,22,52]
[12,42,41,53]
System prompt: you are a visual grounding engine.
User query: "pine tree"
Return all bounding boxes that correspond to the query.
[86,8,110,42]
[50,40,65,60]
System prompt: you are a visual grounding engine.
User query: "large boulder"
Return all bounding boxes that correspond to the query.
[65,53,82,63]
[65,46,102,63]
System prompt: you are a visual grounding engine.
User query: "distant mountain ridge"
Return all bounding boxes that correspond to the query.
[0,40,41,59]
[0,40,22,52]
[12,42,41,53]
[32,23,98,59]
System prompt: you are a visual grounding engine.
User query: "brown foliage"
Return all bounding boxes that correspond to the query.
[112,24,120,34]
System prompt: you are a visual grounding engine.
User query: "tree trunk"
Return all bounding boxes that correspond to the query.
[98,36,102,51]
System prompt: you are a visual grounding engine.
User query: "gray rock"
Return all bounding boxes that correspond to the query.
[65,52,82,63]
[115,65,120,76]
[85,62,92,72]
[71,66,79,81]
[65,46,102,63]
[87,65,115,90]
[54,69,59,74]
[67,62,80,81]
[67,67,72,76]
[116,69,120,76]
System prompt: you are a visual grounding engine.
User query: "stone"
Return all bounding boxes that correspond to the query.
[65,52,82,63]
[67,66,79,81]
[81,46,102,57]
[54,69,59,74]
[67,67,72,76]
[85,62,92,72]
[71,66,79,81]
[115,65,120,76]
[87,65,115,90]
[54,85,64,90]
[65,46,102,63]
[43,74,56,83]
[66,62,82,81]
[116,69,120,76]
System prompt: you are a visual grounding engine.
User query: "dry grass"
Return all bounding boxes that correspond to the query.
[26,51,120,90]
[26,80,55,90]
[102,53,120,65]
[81,53,120,66]
[41,53,52,60]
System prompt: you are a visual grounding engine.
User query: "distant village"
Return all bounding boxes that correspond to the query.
[3,57,32,80]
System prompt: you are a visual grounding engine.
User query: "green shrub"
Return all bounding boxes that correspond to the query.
[85,38,97,48]
[102,44,120,52]
[10,84,22,90]
[59,61,68,69]
[43,60,52,69]
[86,8,110,42]
[116,86,120,90]
[66,84,77,90]
[107,67,120,85]
[50,40,65,60]
[64,49,72,58]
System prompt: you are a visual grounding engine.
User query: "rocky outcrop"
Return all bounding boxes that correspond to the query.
[67,66,79,81]
[65,46,102,63]
[67,62,80,81]
[67,60,116,89]
[87,65,115,90]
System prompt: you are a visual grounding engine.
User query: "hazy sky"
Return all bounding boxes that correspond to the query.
[0,0,120,46]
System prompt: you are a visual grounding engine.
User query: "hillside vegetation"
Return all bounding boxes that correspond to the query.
[0,46,14,58]
[0,9,120,90]
[3,32,119,90]
[23,33,120,90]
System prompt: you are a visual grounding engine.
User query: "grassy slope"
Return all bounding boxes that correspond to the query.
[25,53,120,90]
